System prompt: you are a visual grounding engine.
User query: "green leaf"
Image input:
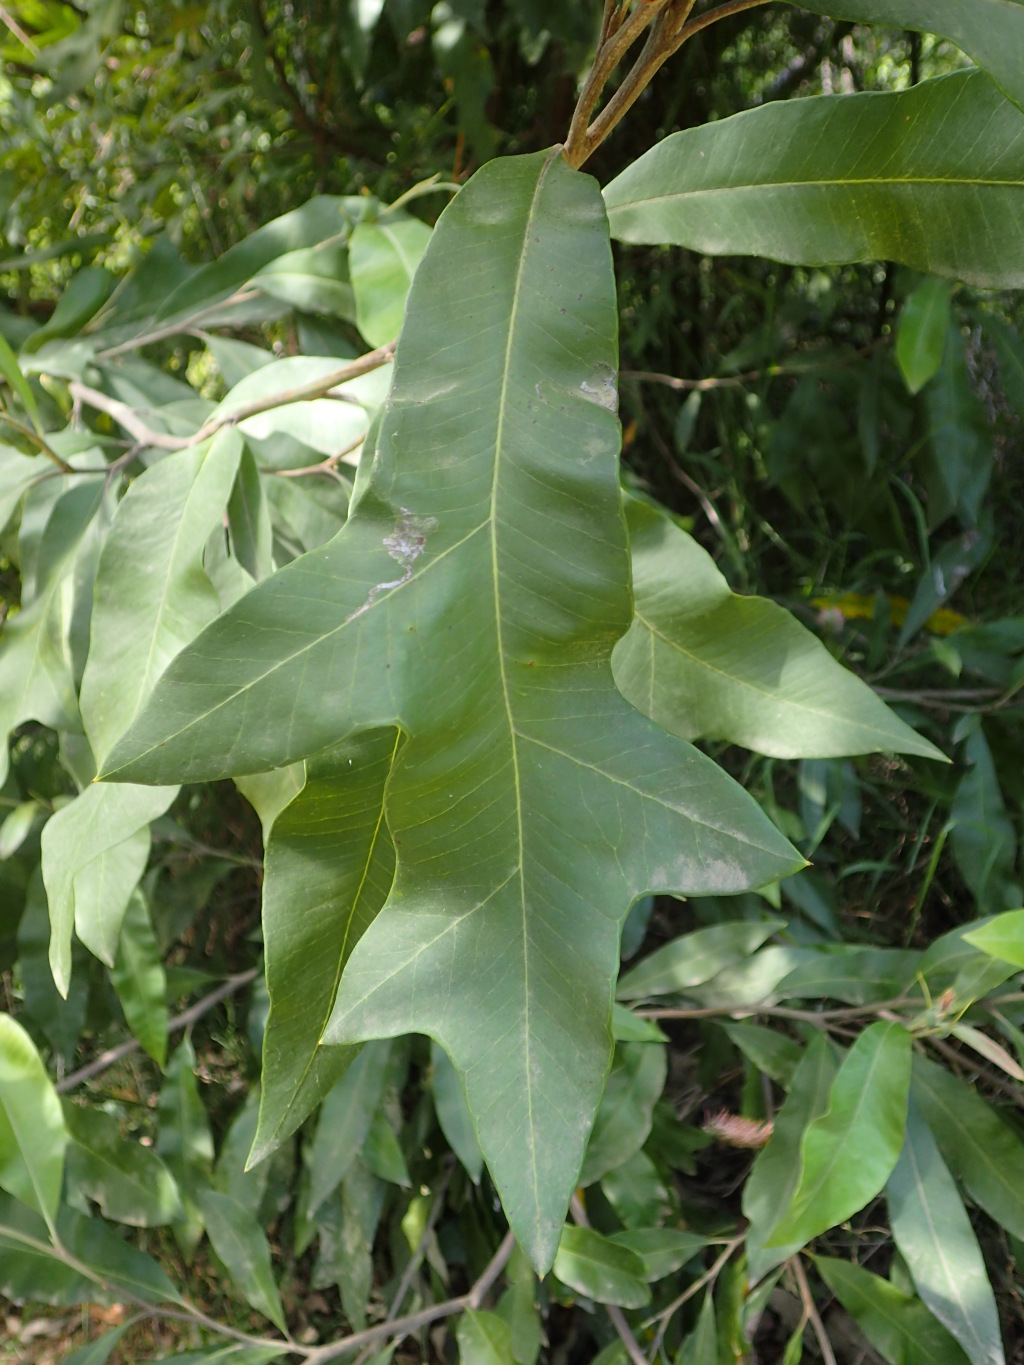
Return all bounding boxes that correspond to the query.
[80,429,244,764]
[0,798,38,859]
[0,1190,183,1306]
[61,1324,131,1365]
[250,731,398,1168]
[110,890,168,1067]
[613,500,942,760]
[197,1188,287,1332]
[580,1041,666,1185]
[0,448,41,536]
[887,1100,1004,1365]
[0,330,43,433]
[776,946,921,1006]
[251,243,356,320]
[617,918,785,1001]
[431,1038,484,1182]
[963,910,1024,968]
[608,1228,710,1281]
[0,480,103,786]
[911,1054,1024,1241]
[814,1256,971,1365]
[721,1021,801,1087]
[950,726,1021,916]
[17,870,88,1061]
[675,1291,717,1365]
[158,1037,213,1258]
[362,1106,411,1187]
[766,1021,911,1250]
[64,1102,184,1227]
[920,332,994,531]
[350,214,433,346]
[227,446,274,582]
[553,1225,651,1309]
[457,1309,517,1365]
[603,72,1024,289]
[0,1013,68,1228]
[216,1090,271,1212]
[306,1040,391,1216]
[897,279,952,395]
[744,1033,837,1282]
[793,0,1024,114]
[100,149,800,1270]
[42,782,177,996]
[495,1245,542,1365]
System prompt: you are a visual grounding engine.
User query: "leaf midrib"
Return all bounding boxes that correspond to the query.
[610,177,1024,213]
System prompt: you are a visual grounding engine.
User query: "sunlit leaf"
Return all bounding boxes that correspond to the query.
[0,1014,68,1227]
[553,1226,651,1309]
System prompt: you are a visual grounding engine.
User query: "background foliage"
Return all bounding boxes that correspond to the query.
[4,3,1024,1364]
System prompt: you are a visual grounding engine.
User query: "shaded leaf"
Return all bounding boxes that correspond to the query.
[580,1041,667,1185]
[608,1227,710,1281]
[227,445,274,582]
[950,725,1021,916]
[776,946,920,1006]
[553,1225,651,1309]
[613,500,941,760]
[306,1040,391,1216]
[110,889,168,1066]
[198,1188,286,1332]
[675,1291,717,1365]
[887,1100,1004,1365]
[897,279,952,395]
[64,1102,184,1227]
[432,1039,484,1182]
[457,1309,517,1365]
[604,72,1024,289]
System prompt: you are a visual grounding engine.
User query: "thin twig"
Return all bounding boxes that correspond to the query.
[69,382,186,450]
[56,969,259,1093]
[270,433,365,478]
[637,996,915,1026]
[792,1256,837,1365]
[0,3,40,54]
[570,1195,648,1365]
[0,411,75,472]
[93,289,262,360]
[644,1235,743,1359]
[675,0,772,44]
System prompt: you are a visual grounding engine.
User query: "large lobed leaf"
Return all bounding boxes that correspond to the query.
[603,72,1024,289]
[99,148,800,1269]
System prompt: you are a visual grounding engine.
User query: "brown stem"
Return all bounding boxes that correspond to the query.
[675,0,772,44]
[0,412,75,473]
[792,1256,837,1365]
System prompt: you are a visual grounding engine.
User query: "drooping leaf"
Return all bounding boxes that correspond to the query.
[766,1022,911,1250]
[579,1041,666,1185]
[617,918,785,1001]
[250,731,398,1168]
[110,889,168,1066]
[950,725,1021,916]
[42,782,177,996]
[552,1225,651,1309]
[919,331,994,531]
[604,72,1024,289]
[361,1106,411,1188]
[100,149,800,1269]
[227,445,274,582]
[197,1188,287,1332]
[0,1013,68,1227]
[457,1309,517,1365]
[350,214,433,346]
[793,0,1024,113]
[676,1291,717,1365]
[744,1032,837,1282]
[16,869,88,1061]
[0,330,43,432]
[887,1100,1004,1365]
[814,1256,971,1365]
[79,429,244,764]
[215,1090,271,1212]
[613,500,942,760]
[0,480,103,786]
[897,279,952,395]
[0,1190,183,1307]
[911,1054,1024,1241]
[64,1102,184,1227]
[306,1040,391,1216]
[158,1037,214,1257]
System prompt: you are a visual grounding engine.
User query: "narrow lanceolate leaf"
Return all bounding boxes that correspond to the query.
[99,150,800,1269]
[897,279,952,396]
[814,1257,971,1365]
[64,1103,184,1227]
[42,782,177,996]
[250,732,398,1168]
[911,1054,1024,1241]
[580,1041,666,1185]
[350,213,433,346]
[613,500,943,760]
[617,918,784,1001]
[766,1022,912,1250]
[887,1101,1004,1365]
[0,1014,68,1228]
[603,72,1024,289]
[306,1040,391,1216]
[964,910,1024,968]
[80,429,243,764]
[744,1032,837,1283]
[198,1189,287,1332]
[794,0,1024,114]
